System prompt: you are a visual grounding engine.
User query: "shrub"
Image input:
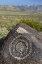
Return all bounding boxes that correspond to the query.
[19,19,42,32]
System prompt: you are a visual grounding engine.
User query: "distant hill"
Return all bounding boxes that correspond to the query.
[0,5,19,11]
[0,5,42,12]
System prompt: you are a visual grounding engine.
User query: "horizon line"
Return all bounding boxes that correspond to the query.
[0,4,42,6]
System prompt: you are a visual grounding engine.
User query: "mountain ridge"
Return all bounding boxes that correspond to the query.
[0,5,42,12]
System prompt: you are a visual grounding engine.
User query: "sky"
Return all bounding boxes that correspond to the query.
[0,0,42,5]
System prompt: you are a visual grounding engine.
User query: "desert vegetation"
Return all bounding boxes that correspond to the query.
[0,11,42,43]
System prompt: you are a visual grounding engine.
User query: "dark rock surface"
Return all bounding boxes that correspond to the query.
[0,23,42,64]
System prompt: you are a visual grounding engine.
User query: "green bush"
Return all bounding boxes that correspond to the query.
[19,19,42,32]
[0,27,9,39]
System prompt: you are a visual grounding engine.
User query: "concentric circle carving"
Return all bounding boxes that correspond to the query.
[9,35,32,60]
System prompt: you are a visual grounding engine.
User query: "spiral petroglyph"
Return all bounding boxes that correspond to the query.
[9,35,32,60]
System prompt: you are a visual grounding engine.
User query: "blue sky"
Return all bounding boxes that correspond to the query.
[0,0,42,5]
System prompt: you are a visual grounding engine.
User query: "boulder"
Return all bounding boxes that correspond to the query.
[0,23,42,64]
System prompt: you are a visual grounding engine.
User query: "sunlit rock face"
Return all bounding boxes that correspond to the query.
[16,27,28,33]
[0,23,42,64]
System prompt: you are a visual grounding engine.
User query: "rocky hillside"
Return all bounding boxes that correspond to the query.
[0,5,19,11]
